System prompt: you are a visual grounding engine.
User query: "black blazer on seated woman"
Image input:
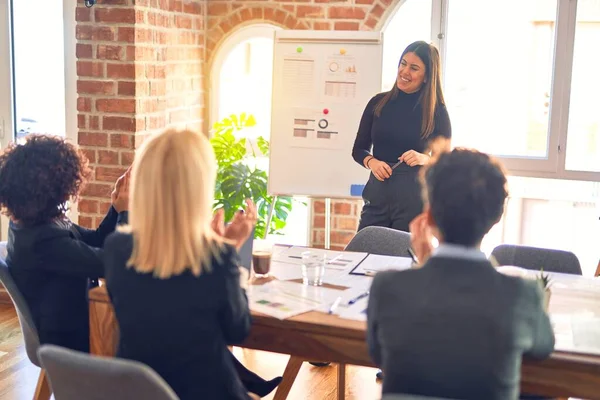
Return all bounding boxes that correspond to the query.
[6,206,127,353]
[104,231,253,400]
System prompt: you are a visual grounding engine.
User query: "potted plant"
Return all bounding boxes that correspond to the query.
[537,268,552,311]
[210,113,294,239]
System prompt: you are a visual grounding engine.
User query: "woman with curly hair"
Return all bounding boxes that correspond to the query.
[0,134,129,353]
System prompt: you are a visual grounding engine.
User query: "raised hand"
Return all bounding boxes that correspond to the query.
[224,199,258,250]
[111,166,131,212]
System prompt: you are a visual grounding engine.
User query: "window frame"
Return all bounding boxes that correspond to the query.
[0,0,79,239]
[435,0,598,181]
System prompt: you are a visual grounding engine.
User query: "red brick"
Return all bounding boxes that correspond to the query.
[98,0,128,4]
[183,1,202,14]
[107,63,136,79]
[313,200,326,214]
[356,0,375,3]
[120,151,135,166]
[331,231,355,246]
[371,4,385,18]
[313,215,325,229]
[76,26,115,41]
[312,230,325,245]
[118,81,136,96]
[364,17,378,29]
[97,45,123,61]
[117,27,135,43]
[313,21,331,30]
[336,216,358,230]
[78,132,108,147]
[81,183,113,198]
[328,6,366,19]
[95,8,136,24]
[98,150,119,165]
[208,2,229,15]
[78,216,94,228]
[90,116,100,130]
[76,44,93,59]
[103,117,136,132]
[77,80,115,95]
[96,99,136,114]
[135,10,146,24]
[176,15,193,29]
[334,202,352,215]
[78,115,87,129]
[250,7,263,19]
[76,6,92,22]
[110,134,135,149]
[81,149,97,164]
[96,166,127,183]
[78,199,98,214]
[297,5,324,18]
[334,21,360,30]
[77,97,92,112]
[77,61,104,78]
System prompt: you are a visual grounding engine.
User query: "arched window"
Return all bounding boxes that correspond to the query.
[210,24,308,245]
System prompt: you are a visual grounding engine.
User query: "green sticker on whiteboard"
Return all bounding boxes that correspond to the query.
[296,46,303,53]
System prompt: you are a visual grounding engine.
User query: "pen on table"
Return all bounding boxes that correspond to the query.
[408,247,420,265]
[348,291,369,305]
[328,296,342,314]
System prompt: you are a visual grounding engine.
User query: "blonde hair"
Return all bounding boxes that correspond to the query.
[121,129,222,278]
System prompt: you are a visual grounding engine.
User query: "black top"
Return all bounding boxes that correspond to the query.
[352,90,452,165]
[367,257,555,400]
[6,206,127,352]
[104,232,252,400]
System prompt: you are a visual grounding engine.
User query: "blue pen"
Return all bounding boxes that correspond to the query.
[348,291,369,305]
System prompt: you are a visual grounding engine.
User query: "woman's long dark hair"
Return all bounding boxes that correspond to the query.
[374,41,446,139]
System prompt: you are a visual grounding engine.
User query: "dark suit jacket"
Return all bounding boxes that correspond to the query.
[104,232,252,400]
[6,207,127,352]
[367,257,555,400]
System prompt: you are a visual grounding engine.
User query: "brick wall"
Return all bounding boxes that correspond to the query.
[74,0,399,246]
[205,0,400,249]
[75,0,205,227]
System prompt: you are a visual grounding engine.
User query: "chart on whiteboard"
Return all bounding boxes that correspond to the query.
[291,107,343,150]
[324,53,359,102]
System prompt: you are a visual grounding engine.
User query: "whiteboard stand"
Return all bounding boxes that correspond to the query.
[324,198,331,249]
[264,195,278,240]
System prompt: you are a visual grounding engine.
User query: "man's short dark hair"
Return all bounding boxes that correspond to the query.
[421,148,508,246]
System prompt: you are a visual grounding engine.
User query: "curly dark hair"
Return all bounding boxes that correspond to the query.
[0,134,93,226]
[420,148,509,247]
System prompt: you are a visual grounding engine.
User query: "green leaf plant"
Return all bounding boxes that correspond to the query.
[210,113,296,239]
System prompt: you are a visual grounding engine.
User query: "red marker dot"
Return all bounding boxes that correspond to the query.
[323,109,329,114]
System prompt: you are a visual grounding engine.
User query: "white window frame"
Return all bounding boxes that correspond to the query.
[0,0,79,239]
[432,0,597,181]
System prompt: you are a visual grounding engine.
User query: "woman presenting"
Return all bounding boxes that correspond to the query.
[352,41,451,232]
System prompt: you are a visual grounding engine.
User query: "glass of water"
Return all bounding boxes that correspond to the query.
[301,251,326,286]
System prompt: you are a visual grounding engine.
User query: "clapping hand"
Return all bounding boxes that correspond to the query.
[111,167,131,212]
[212,199,258,250]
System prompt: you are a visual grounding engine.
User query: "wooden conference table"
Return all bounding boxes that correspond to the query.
[88,257,600,400]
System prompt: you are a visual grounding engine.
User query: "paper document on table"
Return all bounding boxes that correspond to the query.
[270,261,304,281]
[338,296,369,322]
[247,283,320,320]
[273,246,368,270]
[260,280,348,314]
[351,254,413,276]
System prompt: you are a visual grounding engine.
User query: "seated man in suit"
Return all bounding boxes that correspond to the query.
[367,148,555,400]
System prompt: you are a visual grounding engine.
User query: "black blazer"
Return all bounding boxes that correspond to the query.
[367,257,555,400]
[104,231,252,400]
[6,207,127,352]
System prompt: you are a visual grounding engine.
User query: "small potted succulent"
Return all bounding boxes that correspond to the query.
[537,268,552,311]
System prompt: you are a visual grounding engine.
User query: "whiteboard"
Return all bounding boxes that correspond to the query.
[268,30,383,199]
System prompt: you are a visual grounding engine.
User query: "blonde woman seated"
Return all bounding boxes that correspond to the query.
[103,129,280,400]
